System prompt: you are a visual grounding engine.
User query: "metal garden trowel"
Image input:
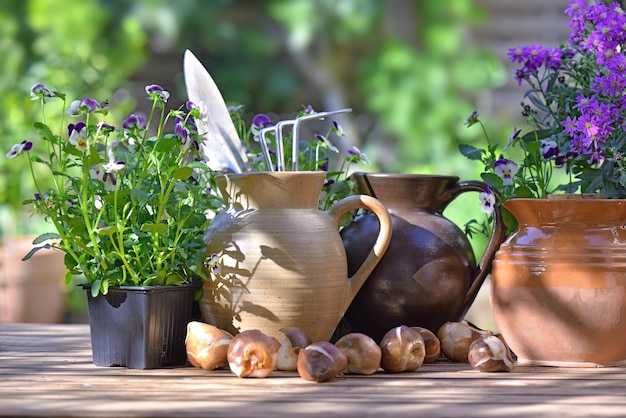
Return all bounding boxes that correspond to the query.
[183,49,248,173]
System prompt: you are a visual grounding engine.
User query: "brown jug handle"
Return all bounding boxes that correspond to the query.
[435,180,506,317]
[327,195,392,313]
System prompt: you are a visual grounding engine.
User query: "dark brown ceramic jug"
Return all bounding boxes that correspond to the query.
[337,173,505,342]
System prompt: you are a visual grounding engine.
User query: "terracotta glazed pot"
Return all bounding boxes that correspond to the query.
[338,173,505,342]
[1,236,67,323]
[199,171,392,342]
[491,197,626,367]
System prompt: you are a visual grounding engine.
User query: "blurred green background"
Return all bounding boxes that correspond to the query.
[0,0,572,324]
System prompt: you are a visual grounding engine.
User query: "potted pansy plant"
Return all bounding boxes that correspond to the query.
[459,0,626,367]
[8,82,218,369]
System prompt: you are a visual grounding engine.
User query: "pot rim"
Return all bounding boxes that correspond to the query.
[351,172,459,180]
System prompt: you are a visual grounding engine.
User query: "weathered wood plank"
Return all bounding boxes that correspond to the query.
[2,324,626,417]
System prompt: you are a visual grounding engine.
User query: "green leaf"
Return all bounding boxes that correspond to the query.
[97,225,118,236]
[64,253,78,270]
[32,232,61,244]
[89,146,103,165]
[165,272,185,285]
[33,121,55,142]
[480,172,503,190]
[501,208,518,234]
[514,186,534,198]
[101,279,110,294]
[141,222,168,233]
[21,244,52,261]
[131,189,149,206]
[91,280,102,297]
[64,271,74,286]
[154,137,177,153]
[186,161,211,171]
[458,144,484,161]
[171,167,193,180]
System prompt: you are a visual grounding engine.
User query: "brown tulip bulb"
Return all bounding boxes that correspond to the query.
[275,327,312,371]
[468,335,516,372]
[185,321,233,370]
[227,329,281,378]
[437,321,492,362]
[335,333,382,375]
[380,325,425,373]
[412,327,441,363]
[297,341,348,382]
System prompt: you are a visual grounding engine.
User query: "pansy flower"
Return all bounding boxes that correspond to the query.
[479,186,496,215]
[251,113,274,139]
[30,83,53,100]
[145,84,170,103]
[90,164,117,191]
[93,195,104,211]
[33,193,56,211]
[347,146,370,164]
[122,114,147,130]
[331,120,345,137]
[175,120,190,143]
[186,100,207,120]
[6,140,33,158]
[318,157,329,172]
[66,98,98,116]
[68,122,89,152]
[493,156,519,186]
[98,100,110,113]
[465,110,479,126]
[540,140,559,159]
[104,160,126,173]
[315,134,339,153]
[95,121,115,143]
[503,127,522,151]
[204,253,222,276]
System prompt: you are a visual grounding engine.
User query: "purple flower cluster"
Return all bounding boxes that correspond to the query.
[508,0,626,167]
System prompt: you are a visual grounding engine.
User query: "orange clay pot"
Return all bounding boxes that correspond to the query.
[491,197,626,367]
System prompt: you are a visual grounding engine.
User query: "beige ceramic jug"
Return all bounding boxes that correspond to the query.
[199,171,392,342]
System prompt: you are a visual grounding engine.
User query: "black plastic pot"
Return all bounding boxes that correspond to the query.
[82,284,199,369]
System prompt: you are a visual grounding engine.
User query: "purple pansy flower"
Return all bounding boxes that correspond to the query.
[204,253,222,276]
[479,186,496,215]
[493,156,519,186]
[122,114,147,130]
[145,84,170,102]
[347,146,370,164]
[30,83,52,100]
[252,114,273,128]
[186,100,207,119]
[540,140,559,159]
[68,122,88,152]
[315,134,339,153]
[6,140,33,158]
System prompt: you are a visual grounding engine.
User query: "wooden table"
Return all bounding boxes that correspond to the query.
[1,323,626,417]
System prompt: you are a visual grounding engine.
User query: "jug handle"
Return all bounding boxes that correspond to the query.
[435,180,506,317]
[327,195,393,313]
